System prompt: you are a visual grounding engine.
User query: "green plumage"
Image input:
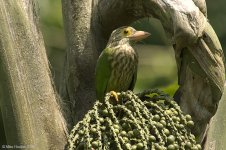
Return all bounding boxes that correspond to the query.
[95,43,138,101]
[95,26,150,101]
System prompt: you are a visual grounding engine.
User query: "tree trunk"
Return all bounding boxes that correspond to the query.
[0,0,67,149]
[204,84,226,149]
[60,0,98,128]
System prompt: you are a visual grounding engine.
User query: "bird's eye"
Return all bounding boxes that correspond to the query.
[124,30,129,34]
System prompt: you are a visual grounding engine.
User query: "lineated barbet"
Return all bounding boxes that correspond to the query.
[95,26,150,101]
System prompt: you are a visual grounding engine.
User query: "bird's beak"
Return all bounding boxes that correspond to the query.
[128,31,151,41]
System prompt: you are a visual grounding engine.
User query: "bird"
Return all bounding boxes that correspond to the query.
[95,26,150,102]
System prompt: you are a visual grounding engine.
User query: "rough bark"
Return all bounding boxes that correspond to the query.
[174,21,225,142]
[60,0,98,128]
[204,84,226,150]
[0,0,67,148]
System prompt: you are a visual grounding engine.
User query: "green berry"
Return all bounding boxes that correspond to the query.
[128,131,134,138]
[99,117,104,123]
[131,145,137,150]
[176,117,180,122]
[167,144,175,150]
[156,122,164,129]
[120,131,127,137]
[78,130,84,135]
[172,116,178,122]
[173,110,178,115]
[180,135,185,140]
[161,117,166,121]
[185,114,192,121]
[174,143,179,149]
[92,141,99,148]
[114,129,119,134]
[123,137,129,142]
[154,143,162,150]
[153,114,160,121]
[149,135,156,142]
[191,146,199,150]
[187,120,194,127]
[122,123,131,131]
[179,124,184,129]
[163,129,170,135]
[160,120,166,126]
[100,126,106,130]
[125,143,131,149]
[136,143,144,150]
[101,109,108,116]
[113,124,120,129]
[185,142,192,148]
[90,128,97,133]
[167,135,175,144]
[165,110,172,115]
[197,144,202,149]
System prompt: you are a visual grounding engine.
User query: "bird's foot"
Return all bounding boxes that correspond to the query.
[110,91,119,102]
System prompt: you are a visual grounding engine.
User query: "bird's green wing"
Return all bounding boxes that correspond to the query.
[95,48,112,101]
[128,68,137,91]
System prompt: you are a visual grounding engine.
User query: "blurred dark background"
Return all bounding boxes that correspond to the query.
[1,0,225,145]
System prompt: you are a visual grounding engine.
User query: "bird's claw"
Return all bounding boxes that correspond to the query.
[110,91,119,102]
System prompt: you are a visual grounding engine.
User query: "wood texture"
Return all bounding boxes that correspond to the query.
[0,0,67,148]
[204,85,226,150]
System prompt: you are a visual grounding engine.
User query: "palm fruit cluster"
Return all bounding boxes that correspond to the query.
[66,89,201,150]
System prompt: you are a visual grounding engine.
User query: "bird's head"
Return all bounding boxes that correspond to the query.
[107,26,150,47]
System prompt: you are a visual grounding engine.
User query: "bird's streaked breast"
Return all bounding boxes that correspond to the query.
[107,44,138,91]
